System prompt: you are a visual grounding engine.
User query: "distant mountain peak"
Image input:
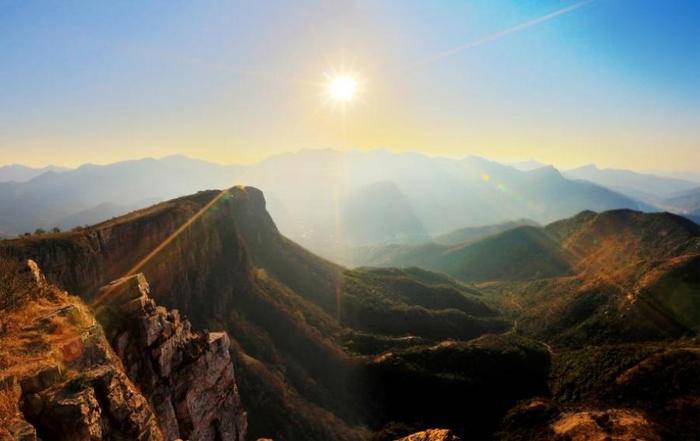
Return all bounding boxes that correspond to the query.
[527,164,562,178]
[0,164,70,183]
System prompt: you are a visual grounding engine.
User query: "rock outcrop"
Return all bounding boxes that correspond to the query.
[0,259,247,441]
[94,273,247,441]
[499,398,663,441]
[0,260,164,441]
[395,429,462,441]
[551,409,661,441]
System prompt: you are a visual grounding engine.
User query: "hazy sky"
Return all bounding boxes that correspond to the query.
[1,0,698,170]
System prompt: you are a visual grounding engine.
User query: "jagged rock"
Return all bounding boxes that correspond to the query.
[396,429,462,441]
[12,362,163,441]
[0,260,165,441]
[551,409,661,441]
[95,273,247,441]
[0,418,37,441]
[19,366,61,394]
[38,386,103,440]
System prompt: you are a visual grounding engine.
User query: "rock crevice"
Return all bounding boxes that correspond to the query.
[95,273,247,441]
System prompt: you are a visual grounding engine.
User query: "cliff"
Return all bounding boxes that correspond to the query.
[0,187,533,440]
[0,259,163,440]
[0,259,246,441]
[94,274,247,441]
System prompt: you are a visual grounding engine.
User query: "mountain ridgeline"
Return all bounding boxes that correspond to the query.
[1,186,698,440]
[0,187,520,440]
[0,151,657,263]
[356,209,700,344]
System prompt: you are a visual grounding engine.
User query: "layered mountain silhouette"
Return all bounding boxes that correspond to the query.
[0,164,69,183]
[564,164,699,205]
[662,186,700,217]
[0,155,241,237]
[243,151,653,259]
[0,151,656,262]
[1,186,697,440]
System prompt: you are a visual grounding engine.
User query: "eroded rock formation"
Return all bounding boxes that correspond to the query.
[396,429,463,441]
[0,260,246,441]
[0,260,163,441]
[94,273,247,441]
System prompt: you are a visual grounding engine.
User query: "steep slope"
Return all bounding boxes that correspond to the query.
[0,260,247,441]
[2,187,697,440]
[0,188,366,440]
[364,208,700,348]
[347,226,572,282]
[492,210,700,347]
[0,259,165,441]
[0,258,247,441]
[0,186,513,440]
[547,209,700,283]
[431,226,573,282]
[94,274,247,441]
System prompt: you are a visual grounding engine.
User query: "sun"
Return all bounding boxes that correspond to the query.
[327,74,358,102]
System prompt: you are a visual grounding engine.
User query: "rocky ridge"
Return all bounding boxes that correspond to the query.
[396,428,463,441]
[0,259,247,441]
[94,273,247,441]
[0,260,163,441]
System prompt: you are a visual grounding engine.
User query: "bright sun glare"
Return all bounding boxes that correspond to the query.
[327,74,358,102]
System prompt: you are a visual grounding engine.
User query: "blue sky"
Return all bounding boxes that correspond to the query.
[0,0,698,170]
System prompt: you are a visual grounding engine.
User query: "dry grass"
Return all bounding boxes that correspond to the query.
[0,261,95,379]
[0,384,20,421]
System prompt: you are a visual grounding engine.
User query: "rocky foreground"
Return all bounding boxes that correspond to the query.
[0,259,246,441]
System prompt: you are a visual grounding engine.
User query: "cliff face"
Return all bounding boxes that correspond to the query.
[0,260,163,441]
[0,188,367,440]
[0,189,259,327]
[94,274,247,441]
[0,259,247,441]
[0,187,535,440]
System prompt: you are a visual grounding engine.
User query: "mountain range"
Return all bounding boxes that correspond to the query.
[661,186,700,217]
[0,165,69,183]
[563,164,700,205]
[1,150,676,261]
[1,186,698,440]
